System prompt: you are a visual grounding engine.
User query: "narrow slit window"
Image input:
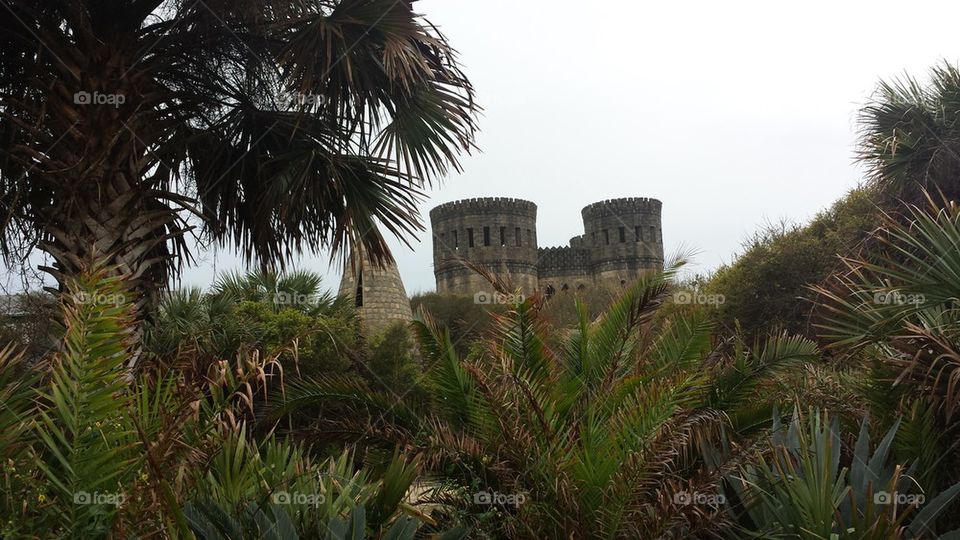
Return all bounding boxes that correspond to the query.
[452,230,458,248]
[635,226,642,242]
[468,228,474,247]
[649,226,656,243]
[603,230,610,245]
[515,227,522,246]
[500,227,506,246]
[618,227,626,243]
[483,226,491,246]
[354,271,363,307]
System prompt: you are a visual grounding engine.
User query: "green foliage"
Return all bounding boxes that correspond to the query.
[0,264,442,538]
[731,408,960,539]
[30,267,141,538]
[707,187,878,338]
[185,434,434,539]
[146,270,356,379]
[813,201,960,510]
[0,0,478,303]
[365,321,421,395]
[859,62,960,205]
[537,282,620,328]
[408,292,493,356]
[275,259,820,538]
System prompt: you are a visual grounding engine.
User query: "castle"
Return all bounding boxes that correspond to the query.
[430,197,664,295]
[338,196,665,334]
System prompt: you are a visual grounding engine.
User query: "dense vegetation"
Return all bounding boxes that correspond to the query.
[7,200,960,537]
[4,1,960,536]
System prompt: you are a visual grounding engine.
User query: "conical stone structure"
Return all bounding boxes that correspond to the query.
[338,248,413,335]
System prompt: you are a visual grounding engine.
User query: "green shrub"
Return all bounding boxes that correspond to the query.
[707,187,878,339]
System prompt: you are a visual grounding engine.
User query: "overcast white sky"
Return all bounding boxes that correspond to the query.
[122,1,960,294]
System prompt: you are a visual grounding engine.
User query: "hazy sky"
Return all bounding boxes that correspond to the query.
[176,0,960,295]
[14,0,960,295]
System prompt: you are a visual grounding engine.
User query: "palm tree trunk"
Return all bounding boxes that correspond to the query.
[37,168,176,368]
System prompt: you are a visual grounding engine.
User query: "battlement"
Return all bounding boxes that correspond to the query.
[581,197,661,220]
[538,246,591,273]
[431,195,664,294]
[430,197,537,222]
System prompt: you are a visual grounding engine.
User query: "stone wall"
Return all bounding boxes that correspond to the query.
[338,249,413,335]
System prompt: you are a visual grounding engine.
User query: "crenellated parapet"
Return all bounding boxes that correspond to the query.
[537,246,591,277]
[581,197,662,220]
[430,196,664,294]
[429,197,538,222]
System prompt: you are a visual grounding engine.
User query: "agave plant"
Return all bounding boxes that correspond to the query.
[267,259,820,538]
[184,434,451,540]
[730,408,960,539]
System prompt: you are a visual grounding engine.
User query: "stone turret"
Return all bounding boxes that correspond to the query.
[580,198,664,287]
[429,196,665,294]
[338,248,413,334]
[429,197,539,295]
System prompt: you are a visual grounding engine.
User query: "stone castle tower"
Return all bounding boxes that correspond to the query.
[338,247,413,334]
[430,197,664,294]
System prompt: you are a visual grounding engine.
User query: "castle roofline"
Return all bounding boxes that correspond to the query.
[581,197,662,218]
[429,197,537,220]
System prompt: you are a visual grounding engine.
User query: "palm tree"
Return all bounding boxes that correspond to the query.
[859,62,960,205]
[0,262,447,537]
[267,260,819,538]
[0,0,477,314]
[813,200,960,505]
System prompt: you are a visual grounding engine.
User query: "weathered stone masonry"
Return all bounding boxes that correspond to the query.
[430,197,665,295]
[338,248,414,334]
